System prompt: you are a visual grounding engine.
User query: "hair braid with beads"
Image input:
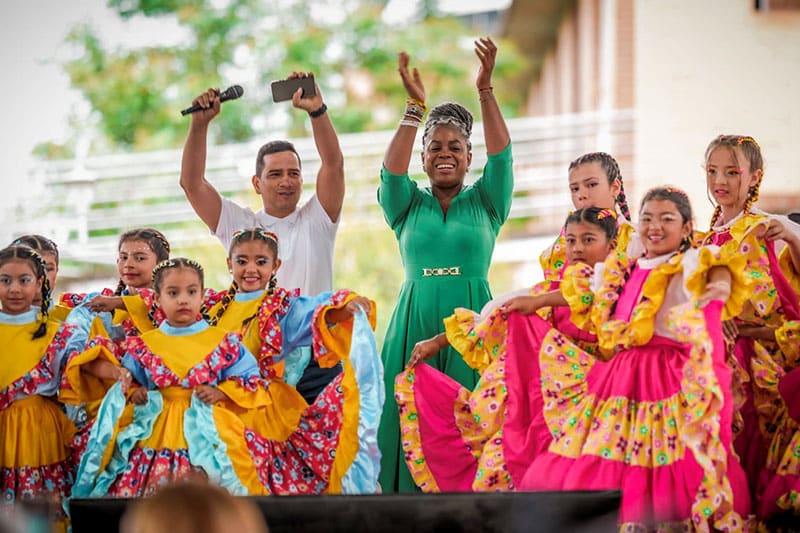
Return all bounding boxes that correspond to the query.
[115,228,171,296]
[208,281,239,326]
[568,152,631,221]
[704,135,764,229]
[0,245,52,339]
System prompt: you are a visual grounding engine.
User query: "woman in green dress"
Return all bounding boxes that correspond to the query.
[377,37,513,492]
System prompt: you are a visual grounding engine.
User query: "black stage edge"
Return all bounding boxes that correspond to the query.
[70,491,621,533]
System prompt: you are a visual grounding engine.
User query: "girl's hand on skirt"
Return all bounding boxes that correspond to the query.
[129,387,148,405]
[737,324,777,342]
[195,385,226,405]
[721,320,739,344]
[407,338,441,369]
[345,297,372,316]
[501,296,541,316]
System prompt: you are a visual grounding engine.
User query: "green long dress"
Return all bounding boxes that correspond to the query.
[377,143,514,492]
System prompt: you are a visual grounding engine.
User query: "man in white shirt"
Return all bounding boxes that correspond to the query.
[179,73,344,402]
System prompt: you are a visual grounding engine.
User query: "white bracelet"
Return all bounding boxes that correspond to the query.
[399,119,421,128]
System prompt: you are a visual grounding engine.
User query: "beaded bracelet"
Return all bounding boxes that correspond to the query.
[405,97,427,121]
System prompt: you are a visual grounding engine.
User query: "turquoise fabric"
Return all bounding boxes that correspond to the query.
[72,383,163,498]
[283,346,312,386]
[340,310,384,494]
[184,395,249,495]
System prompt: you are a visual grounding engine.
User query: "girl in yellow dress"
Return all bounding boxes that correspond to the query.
[65,257,383,497]
[0,245,82,527]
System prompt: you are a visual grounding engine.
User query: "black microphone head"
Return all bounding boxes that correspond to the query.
[219,85,244,102]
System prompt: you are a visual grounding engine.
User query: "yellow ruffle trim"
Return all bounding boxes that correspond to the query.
[444,308,505,373]
[314,294,376,369]
[60,343,121,407]
[684,241,752,321]
[778,244,800,298]
[120,294,156,333]
[776,321,800,367]
[219,379,306,443]
[725,216,781,323]
[394,368,440,492]
[324,356,360,494]
[560,263,595,331]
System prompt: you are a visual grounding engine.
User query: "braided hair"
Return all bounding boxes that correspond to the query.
[149,258,206,327]
[422,102,474,151]
[705,135,764,229]
[115,228,171,296]
[568,152,632,221]
[11,234,59,265]
[211,229,280,326]
[0,245,51,339]
[640,186,695,253]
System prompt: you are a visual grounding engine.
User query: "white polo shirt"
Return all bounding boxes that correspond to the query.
[214,194,338,295]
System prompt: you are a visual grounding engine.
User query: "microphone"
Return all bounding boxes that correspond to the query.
[180,85,244,116]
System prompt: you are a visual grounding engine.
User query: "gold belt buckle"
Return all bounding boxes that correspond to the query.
[422,266,461,277]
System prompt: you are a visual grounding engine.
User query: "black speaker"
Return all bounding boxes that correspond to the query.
[70,491,620,533]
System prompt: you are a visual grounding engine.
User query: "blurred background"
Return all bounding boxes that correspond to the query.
[1,0,799,342]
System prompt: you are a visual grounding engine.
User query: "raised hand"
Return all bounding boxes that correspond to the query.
[397,52,425,103]
[474,37,497,91]
[289,71,324,113]
[188,88,221,125]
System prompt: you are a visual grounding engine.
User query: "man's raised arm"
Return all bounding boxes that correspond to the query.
[180,88,224,232]
[290,73,345,223]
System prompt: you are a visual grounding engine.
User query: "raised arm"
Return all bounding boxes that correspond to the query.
[289,72,345,223]
[179,88,224,232]
[383,52,427,175]
[475,37,510,155]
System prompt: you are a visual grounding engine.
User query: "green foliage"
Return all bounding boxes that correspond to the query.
[39,0,528,156]
[332,219,404,344]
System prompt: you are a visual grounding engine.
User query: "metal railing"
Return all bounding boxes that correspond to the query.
[9,109,634,278]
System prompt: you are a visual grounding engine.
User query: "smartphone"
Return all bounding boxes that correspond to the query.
[271,75,316,102]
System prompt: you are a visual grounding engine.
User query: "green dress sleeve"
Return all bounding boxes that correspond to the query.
[377,165,418,231]
[472,142,514,230]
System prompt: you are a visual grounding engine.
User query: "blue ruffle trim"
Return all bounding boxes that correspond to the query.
[184,395,249,495]
[340,310,384,494]
[71,382,163,498]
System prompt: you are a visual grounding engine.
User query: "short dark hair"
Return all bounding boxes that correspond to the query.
[255,140,301,177]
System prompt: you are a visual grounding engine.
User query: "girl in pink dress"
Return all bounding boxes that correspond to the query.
[699,135,800,519]
[520,187,755,530]
[396,207,618,492]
